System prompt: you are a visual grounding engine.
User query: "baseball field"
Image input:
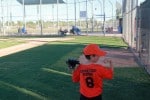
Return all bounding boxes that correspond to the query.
[0,38,26,49]
[0,36,150,100]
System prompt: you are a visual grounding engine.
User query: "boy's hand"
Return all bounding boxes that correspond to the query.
[103,58,113,70]
[103,58,112,64]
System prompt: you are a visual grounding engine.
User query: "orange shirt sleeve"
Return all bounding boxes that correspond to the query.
[72,65,80,82]
[99,66,113,79]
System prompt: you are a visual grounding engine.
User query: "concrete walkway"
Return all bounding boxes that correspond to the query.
[0,38,74,57]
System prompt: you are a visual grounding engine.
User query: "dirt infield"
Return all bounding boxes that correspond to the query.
[104,48,138,67]
[0,38,74,57]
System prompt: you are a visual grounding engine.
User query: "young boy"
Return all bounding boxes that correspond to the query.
[72,44,113,100]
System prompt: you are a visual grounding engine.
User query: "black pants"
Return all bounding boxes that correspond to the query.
[80,94,102,100]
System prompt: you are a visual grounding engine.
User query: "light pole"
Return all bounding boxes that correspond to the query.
[74,0,77,26]
[1,0,4,35]
[52,4,54,33]
[66,0,69,30]
[7,2,9,27]
[40,0,43,35]
[97,0,102,16]
[86,0,88,34]
[57,0,59,31]
[108,0,113,28]
[97,0,103,32]
[22,0,26,31]
[37,5,39,27]
[92,0,94,32]
[103,0,105,35]
[89,0,94,32]
[77,0,81,27]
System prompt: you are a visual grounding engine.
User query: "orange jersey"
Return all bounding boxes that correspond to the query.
[72,64,113,98]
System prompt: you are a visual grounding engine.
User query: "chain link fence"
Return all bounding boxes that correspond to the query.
[122,0,137,48]
[0,0,118,36]
[123,0,150,74]
[138,7,150,74]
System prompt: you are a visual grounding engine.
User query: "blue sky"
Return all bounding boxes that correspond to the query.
[0,0,146,22]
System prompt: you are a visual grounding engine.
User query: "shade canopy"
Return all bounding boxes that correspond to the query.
[17,0,65,5]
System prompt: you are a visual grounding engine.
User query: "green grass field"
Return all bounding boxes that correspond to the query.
[0,36,150,100]
[0,38,26,49]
